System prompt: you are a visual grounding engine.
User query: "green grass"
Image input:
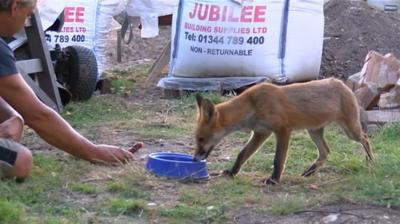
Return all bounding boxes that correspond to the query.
[5,66,400,222]
[69,183,98,194]
[108,65,150,95]
[101,198,146,216]
[335,123,400,206]
[62,96,139,127]
[0,199,25,223]
[270,193,309,215]
[160,203,228,224]
[0,153,89,223]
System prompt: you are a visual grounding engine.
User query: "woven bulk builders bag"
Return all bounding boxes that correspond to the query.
[158,0,324,90]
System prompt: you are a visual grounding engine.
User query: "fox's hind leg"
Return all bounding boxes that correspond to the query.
[338,118,375,162]
[302,128,330,177]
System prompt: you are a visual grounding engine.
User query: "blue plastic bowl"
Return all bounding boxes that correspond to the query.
[145,152,209,180]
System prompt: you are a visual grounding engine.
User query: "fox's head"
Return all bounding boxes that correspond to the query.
[193,94,224,161]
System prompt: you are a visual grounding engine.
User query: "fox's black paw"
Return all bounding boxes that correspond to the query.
[264,177,279,185]
[301,164,318,177]
[222,170,235,178]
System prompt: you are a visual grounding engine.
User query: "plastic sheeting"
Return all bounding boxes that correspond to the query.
[37,0,66,31]
[126,0,178,38]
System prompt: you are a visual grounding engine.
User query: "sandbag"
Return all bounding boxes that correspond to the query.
[160,0,324,88]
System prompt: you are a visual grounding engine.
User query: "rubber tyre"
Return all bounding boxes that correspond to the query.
[64,45,98,100]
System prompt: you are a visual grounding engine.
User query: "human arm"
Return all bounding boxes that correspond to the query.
[0,73,134,163]
[0,97,24,141]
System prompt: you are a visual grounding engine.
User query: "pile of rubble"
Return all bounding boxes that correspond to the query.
[321,0,400,80]
[347,51,400,125]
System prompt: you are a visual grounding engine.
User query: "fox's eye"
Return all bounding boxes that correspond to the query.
[198,137,204,143]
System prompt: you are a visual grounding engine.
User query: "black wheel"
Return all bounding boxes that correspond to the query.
[63,45,98,100]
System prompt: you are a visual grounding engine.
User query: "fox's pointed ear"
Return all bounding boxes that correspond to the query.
[201,98,215,122]
[196,94,215,122]
[195,93,203,108]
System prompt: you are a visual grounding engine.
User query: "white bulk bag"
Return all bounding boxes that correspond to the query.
[44,0,98,50]
[159,0,324,89]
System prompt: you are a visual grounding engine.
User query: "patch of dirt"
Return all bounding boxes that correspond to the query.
[233,204,400,224]
[321,0,400,79]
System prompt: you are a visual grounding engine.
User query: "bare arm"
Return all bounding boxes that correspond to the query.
[0,73,134,163]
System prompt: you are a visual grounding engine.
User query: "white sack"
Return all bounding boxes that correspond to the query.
[164,0,324,84]
[44,0,98,51]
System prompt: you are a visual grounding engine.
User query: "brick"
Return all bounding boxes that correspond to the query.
[354,85,380,110]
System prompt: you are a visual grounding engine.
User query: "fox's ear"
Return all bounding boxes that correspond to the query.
[196,94,215,122]
[201,98,215,122]
[195,93,203,108]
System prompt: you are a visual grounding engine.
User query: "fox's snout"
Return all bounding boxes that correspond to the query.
[193,146,214,161]
[193,154,204,161]
[193,149,207,161]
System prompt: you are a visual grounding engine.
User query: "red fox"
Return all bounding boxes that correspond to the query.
[193,78,374,185]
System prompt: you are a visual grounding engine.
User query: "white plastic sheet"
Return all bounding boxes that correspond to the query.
[37,0,66,30]
[126,0,178,38]
[95,0,128,76]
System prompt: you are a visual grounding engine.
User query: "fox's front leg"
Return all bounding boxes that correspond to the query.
[224,131,272,177]
[265,128,291,185]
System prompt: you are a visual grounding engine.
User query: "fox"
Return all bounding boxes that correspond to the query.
[193,78,374,185]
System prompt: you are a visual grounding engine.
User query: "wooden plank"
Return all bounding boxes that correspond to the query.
[24,10,62,112]
[16,59,43,74]
[366,109,400,123]
[145,41,171,86]
[18,68,58,110]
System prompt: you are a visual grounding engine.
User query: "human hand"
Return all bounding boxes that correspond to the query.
[92,142,143,164]
[0,116,24,141]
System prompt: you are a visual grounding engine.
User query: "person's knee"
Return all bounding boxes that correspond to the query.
[7,146,33,179]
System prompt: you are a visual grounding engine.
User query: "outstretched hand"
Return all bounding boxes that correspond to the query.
[92,142,143,165]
